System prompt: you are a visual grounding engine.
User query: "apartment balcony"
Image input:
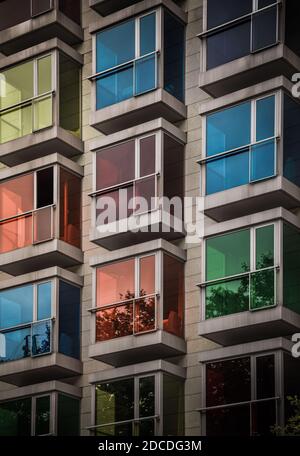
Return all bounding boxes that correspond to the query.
[198,208,300,346]
[89,119,185,250]
[198,338,299,436]
[0,154,83,276]
[88,360,185,436]
[0,381,81,435]
[199,1,300,97]
[0,39,83,166]
[199,79,300,222]
[0,268,82,386]
[0,0,83,56]
[88,0,186,134]
[89,0,141,16]
[88,240,186,366]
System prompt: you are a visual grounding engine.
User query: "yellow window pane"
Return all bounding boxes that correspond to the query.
[0,104,32,144]
[37,55,52,95]
[0,61,34,110]
[34,96,52,131]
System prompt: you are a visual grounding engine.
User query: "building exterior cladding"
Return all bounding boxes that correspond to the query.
[0,0,299,437]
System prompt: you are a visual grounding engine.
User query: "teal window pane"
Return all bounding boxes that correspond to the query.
[32,320,51,356]
[0,327,31,361]
[35,395,50,436]
[37,282,52,321]
[0,398,31,436]
[135,54,156,95]
[96,20,135,72]
[0,285,33,330]
[206,277,249,319]
[57,394,80,436]
[250,139,275,181]
[256,96,275,141]
[96,66,133,109]
[283,223,300,314]
[206,230,250,281]
[250,269,275,310]
[140,13,156,55]
[256,225,274,269]
[206,102,251,156]
[206,149,249,195]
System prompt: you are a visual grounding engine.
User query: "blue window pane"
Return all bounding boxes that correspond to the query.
[59,281,80,360]
[96,20,135,72]
[206,102,251,156]
[251,139,275,182]
[0,327,31,362]
[140,13,156,56]
[135,54,156,95]
[0,285,33,330]
[37,282,52,321]
[207,0,252,29]
[256,96,275,141]
[252,6,277,52]
[96,66,133,109]
[32,320,51,356]
[206,150,249,195]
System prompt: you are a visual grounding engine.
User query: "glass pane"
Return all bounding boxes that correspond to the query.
[140,13,156,55]
[96,422,132,436]
[206,405,250,436]
[0,61,33,110]
[206,357,251,407]
[206,102,251,156]
[252,6,277,52]
[59,0,81,25]
[59,53,81,137]
[283,94,300,187]
[37,56,52,95]
[0,284,33,329]
[97,259,135,307]
[35,396,50,436]
[37,282,52,321]
[34,95,52,131]
[0,173,34,220]
[96,66,133,109]
[163,374,184,436]
[207,0,252,28]
[163,134,184,203]
[251,400,276,436]
[164,10,185,102]
[0,214,33,254]
[96,187,133,225]
[283,223,300,314]
[138,418,155,436]
[36,167,53,208]
[207,21,251,69]
[0,327,31,361]
[258,0,275,7]
[96,140,135,190]
[206,277,249,318]
[206,230,250,280]
[32,0,52,16]
[256,225,274,269]
[57,394,80,436]
[32,320,51,356]
[95,379,134,429]
[0,398,31,436]
[96,303,133,341]
[163,254,184,337]
[256,355,275,400]
[206,150,249,195]
[139,255,155,296]
[0,0,31,32]
[33,206,53,243]
[0,104,32,144]
[134,176,156,213]
[139,376,155,418]
[250,139,275,181]
[140,135,156,177]
[283,353,300,421]
[250,269,275,309]
[58,281,80,359]
[256,96,275,141]
[135,54,156,95]
[134,297,155,333]
[59,168,81,248]
[96,20,135,72]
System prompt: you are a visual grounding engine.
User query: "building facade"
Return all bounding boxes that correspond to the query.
[0,0,299,436]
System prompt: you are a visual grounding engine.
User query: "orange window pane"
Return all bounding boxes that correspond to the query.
[139,255,155,296]
[96,303,133,341]
[0,215,32,253]
[0,173,34,220]
[33,206,53,243]
[96,259,135,307]
[163,254,184,338]
[59,168,81,248]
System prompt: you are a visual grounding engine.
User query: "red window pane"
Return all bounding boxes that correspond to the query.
[96,259,135,307]
[140,135,156,177]
[96,140,135,191]
[96,303,133,341]
[134,296,156,333]
[59,168,81,248]
[96,186,133,225]
[139,255,155,296]
[0,174,34,220]
[0,215,32,253]
[163,254,184,337]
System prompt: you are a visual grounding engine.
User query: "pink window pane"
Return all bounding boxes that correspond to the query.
[163,254,184,337]
[33,207,53,243]
[140,135,156,177]
[96,140,135,190]
[96,303,133,341]
[0,215,32,253]
[0,173,34,220]
[59,168,81,249]
[96,186,133,225]
[134,176,156,213]
[139,255,155,296]
[96,259,135,307]
[134,296,156,334]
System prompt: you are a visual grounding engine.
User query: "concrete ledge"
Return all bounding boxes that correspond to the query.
[0,380,81,402]
[90,0,141,16]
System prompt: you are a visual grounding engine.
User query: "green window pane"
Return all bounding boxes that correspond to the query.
[139,376,155,418]
[34,95,52,131]
[57,394,80,436]
[250,269,275,310]
[0,398,31,436]
[256,225,274,269]
[283,223,300,314]
[35,395,50,436]
[37,55,52,95]
[206,277,249,319]
[0,104,32,144]
[0,61,34,110]
[206,230,250,281]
